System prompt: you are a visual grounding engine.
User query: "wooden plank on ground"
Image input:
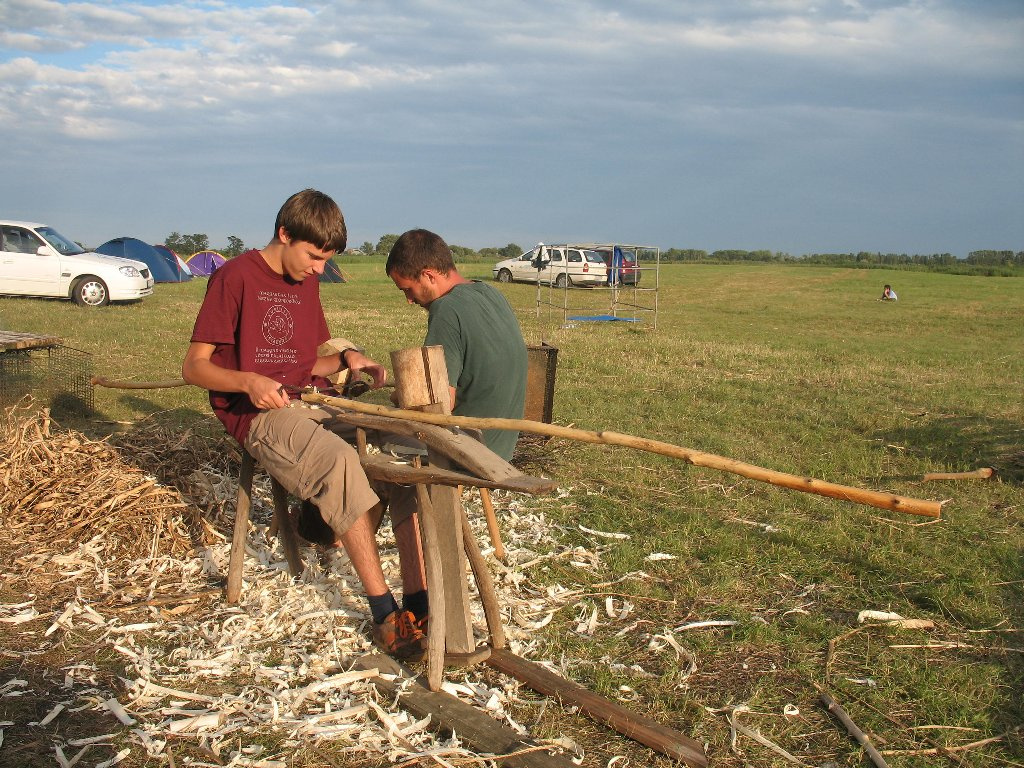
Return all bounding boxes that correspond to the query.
[486,648,708,768]
[351,653,576,768]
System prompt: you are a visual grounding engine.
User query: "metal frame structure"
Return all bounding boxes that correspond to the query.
[533,243,660,329]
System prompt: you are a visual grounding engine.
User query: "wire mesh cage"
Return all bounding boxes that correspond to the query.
[0,344,94,412]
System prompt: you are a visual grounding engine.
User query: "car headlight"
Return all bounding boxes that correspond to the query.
[119,266,141,277]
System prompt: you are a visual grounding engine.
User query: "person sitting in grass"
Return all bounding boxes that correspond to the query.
[880,284,898,301]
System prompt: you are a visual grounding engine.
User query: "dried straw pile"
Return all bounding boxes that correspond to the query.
[0,400,201,561]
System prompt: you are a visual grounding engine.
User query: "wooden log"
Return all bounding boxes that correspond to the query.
[819,690,891,768]
[486,648,707,767]
[303,392,943,519]
[391,345,451,410]
[351,653,576,767]
[391,346,475,657]
[923,467,995,481]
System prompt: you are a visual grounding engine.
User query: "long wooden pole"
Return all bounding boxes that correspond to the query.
[90,377,943,518]
[300,391,943,519]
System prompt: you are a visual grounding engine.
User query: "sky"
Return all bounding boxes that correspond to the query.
[1,0,1022,258]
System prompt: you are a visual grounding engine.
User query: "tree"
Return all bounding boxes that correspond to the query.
[449,245,475,262]
[223,236,245,258]
[499,243,522,260]
[360,241,374,256]
[165,232,210,256]
[376,234,400,257]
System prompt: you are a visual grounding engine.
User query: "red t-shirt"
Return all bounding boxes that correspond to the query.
[190,249,331,443]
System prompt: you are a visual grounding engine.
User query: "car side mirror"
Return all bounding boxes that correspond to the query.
[36,246,48,256]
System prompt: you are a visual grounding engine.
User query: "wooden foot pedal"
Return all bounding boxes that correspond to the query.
[352,653,575,768]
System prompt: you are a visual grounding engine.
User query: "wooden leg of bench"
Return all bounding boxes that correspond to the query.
[226,452,255,603]
[479,488,506,562]
[272,480,303,578]
[415,484,446,692]
[462,509,506,650]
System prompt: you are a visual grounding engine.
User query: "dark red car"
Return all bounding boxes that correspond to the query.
[597,246,640,286]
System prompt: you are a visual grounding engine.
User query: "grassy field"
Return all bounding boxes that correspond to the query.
[1,262,1022,765]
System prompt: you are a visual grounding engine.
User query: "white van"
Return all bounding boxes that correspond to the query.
[0,221,154,307]
[492,245,607,288]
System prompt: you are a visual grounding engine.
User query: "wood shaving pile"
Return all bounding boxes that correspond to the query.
[0,402,197,561]
[0,403,670,766]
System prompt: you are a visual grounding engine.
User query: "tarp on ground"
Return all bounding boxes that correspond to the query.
[95,237,186,283]
[152,244,193,281]
[187,250,227,276]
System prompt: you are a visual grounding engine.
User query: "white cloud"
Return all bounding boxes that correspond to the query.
[0,0,1020,253]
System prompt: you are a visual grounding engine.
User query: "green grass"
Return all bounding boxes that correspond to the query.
[1,262,1022,765]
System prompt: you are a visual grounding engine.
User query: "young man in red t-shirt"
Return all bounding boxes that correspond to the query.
[182,189,426,661]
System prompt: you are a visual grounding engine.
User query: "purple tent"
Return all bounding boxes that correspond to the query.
[186,250,227,276]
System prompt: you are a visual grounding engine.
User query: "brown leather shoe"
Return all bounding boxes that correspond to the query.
[372,610,427,662]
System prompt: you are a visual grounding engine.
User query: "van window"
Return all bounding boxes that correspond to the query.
[567,251,582,263]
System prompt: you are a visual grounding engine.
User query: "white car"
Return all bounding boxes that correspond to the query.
[0,221,154,307]
[492,245,607,288]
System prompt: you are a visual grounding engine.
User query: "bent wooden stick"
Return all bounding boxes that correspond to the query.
[301,392,944,518]
[92,376,189,389]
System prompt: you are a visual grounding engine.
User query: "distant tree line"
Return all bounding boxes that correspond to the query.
[163,231,1021,276]
[164,232,246,258]
[359,235,522,262]
[657,248,1022,274]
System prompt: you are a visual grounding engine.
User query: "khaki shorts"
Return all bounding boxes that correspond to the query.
[244,405,380,537]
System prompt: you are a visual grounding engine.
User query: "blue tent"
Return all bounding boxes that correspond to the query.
[152,244,193,281]
[95,237,185,283]
[321,257,347,283]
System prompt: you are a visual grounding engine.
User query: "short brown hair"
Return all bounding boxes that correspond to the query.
[386,229,455,278]
[274,189,347,252]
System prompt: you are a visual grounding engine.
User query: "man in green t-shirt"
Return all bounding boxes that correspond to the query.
[381,228,528,626]
[387,228,527,459]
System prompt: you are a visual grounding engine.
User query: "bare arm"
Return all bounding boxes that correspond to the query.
[313,348,388,389]
[182,341,290,410]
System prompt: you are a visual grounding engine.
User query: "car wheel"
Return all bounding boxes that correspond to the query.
[496,269,512,283]
[554,273,568,288]
[72,276,110,307]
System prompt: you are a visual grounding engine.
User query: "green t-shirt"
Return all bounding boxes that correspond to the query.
[425,281,527,461]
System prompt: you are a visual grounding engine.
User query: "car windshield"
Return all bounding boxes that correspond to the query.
[583,250,604,263]
[37,227,87,256]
